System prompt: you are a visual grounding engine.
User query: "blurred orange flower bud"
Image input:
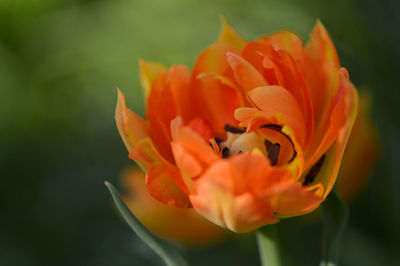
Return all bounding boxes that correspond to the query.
[121,167,227,245]
[336,93,379,203]
[116,19,358,232]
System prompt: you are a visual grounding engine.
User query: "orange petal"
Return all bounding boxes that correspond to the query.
[139,59,168,101]
[129,135,190,200]
[193,73,241,136]
[217,16,247,51]
[122,167,227,246]
[138,129,191,207]
[171,142,201,194]
[248,85,307,147]
[263,179,323,217]
[226,52,268,94]
[115,89,148,153]
[228,153,321,218]
[193,43,238,76]
[267,47,314,148]
[170,117,204,193]
[187,117,213,143]
[146,164,191,208]
[190,157,279,233]
[300,22,342,136]
[280,125,305,179]
[171,117,220,168]
[305,20,340,68]
[166,65,195,122]
[129,138,159,169]
[234,107,258,124]
[305,68,347,168]
[155,65,193,124]
[301,71,359,199]
[241,40,314,147]
[190,153,321,232]
[268,30,304,58]
[146,65,193,163]
[298,56,333,124]
[240,41,285,86]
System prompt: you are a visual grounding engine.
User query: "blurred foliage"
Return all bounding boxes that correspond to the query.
[1,0,399,265]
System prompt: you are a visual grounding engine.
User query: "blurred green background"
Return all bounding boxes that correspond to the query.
[1,0,399,265]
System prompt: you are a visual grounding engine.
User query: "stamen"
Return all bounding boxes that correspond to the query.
[303,155,325,186]
[209,138,220,152]
[222,147,230,158]
[264,139,273,151]
[225,124,246,134]
[261,124,297,163]
[267,143,280,166]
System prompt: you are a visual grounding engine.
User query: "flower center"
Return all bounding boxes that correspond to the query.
[211,124,285,166]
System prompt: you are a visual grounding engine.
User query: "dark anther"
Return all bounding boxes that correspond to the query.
[303,155,325,186]
[222,147,230,158]
[225,124,246,134]
[262,124,298,163]
[214,138,223,145]
[267,143,280,166]
[264,139,273,151]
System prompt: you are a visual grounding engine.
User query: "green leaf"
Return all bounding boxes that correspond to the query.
[256,225,281,266]
[105,181,189,266]
[320,189,349,266]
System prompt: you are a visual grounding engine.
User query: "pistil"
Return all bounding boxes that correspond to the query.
[267,143,281,166]
[224,124,246,134]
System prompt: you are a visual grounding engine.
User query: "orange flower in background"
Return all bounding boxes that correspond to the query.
[116,19,358,232]
[121,167,227,245]
[336,93,379,203]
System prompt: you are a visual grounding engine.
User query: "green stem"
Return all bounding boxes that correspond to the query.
[105,181,188,266]
[256,225,281,266]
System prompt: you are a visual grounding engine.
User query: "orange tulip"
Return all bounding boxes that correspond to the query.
[116,19,358,233]
[336,93,379,203]
[121,167,227,245]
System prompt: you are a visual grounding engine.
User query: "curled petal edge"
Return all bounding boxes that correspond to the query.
[116,89,149,153]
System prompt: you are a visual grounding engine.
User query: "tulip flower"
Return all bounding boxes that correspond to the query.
[116,19,358,233]
[121,167,227,245]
